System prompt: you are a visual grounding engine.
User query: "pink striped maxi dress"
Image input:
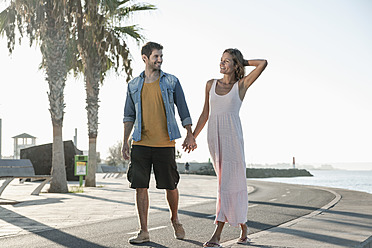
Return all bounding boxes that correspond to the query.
[207,79,248,227]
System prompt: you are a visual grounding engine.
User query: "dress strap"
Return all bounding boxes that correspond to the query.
[210,79,217,96]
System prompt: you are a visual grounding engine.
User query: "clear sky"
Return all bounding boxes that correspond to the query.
[1,0,371,170]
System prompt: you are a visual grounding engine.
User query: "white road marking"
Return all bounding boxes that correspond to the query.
[249,204,258,208]
[282,194,287,197]
[269,198,277,202]
[207,214,216,218]
[127,225,167,235]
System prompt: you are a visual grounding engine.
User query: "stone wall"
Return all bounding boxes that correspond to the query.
[177,162,313,178]
[20,140,83,181]
[246,168,313,178]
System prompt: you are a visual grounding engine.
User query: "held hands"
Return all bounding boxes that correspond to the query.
[182,132,197,153]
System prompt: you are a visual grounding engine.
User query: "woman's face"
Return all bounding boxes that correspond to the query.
[220,52,235,75]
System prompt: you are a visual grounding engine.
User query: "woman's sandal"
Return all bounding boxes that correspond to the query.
[203,241,222,247]
[237,236,251,244]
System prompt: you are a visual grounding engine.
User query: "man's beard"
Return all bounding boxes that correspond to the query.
[152,62,161,71]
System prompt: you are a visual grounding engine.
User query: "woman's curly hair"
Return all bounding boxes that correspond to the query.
[224,48,245,81]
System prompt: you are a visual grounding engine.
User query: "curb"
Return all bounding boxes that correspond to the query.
[220,186,342,247]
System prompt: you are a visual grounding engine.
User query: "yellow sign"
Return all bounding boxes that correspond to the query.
[75,161,87,176]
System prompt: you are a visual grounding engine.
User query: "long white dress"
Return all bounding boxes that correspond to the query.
[207,79,248,227]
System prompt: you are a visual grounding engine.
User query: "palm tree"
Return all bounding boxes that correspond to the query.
[0,0,70,192]
[69,0,155,186]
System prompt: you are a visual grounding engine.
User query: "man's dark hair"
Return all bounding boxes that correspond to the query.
[141,42,163,58]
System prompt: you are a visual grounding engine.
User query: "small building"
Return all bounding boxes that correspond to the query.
[12,133,36,159]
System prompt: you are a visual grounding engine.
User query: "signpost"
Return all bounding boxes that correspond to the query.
[75,155,88,187]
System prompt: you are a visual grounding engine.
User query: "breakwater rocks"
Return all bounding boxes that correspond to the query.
[177,162,313,178]
[246,168,313,178]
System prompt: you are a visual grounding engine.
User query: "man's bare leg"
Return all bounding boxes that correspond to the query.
[166,188,185,239]
[136,188,149,232]
[128,188,150,244]
[166,188,179,221]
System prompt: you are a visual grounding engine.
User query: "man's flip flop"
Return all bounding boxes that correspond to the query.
[237,237,251,244]
[203,241,222,247]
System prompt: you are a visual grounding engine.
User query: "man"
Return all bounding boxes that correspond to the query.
[185,162,190,174]
[122,42,196,244]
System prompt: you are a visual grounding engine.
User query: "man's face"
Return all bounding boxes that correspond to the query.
[143,49,163,70]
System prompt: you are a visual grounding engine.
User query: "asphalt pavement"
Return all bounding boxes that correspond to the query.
[0,173,371,247]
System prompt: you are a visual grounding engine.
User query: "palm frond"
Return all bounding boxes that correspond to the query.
[114,3,156,19]
[114,25,143,41]
[100,0,130,14]
[0,8,9,34]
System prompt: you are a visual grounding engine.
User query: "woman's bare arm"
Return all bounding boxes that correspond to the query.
[192,79,213,139]
[239,59,268,100]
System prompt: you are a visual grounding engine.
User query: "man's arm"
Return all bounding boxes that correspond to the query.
[172,79,197,152]
[173,79,192,126]
[122,121,134,160]
[171,78,196,152]
[123,86,136,123]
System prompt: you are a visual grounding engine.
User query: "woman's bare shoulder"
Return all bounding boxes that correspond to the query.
[205,79,214,92]
[207,79,215,85]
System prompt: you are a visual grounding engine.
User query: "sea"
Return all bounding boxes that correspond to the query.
[253,170,372,194]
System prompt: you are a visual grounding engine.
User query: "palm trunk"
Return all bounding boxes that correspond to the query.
[84,56,100,187]
[49,123,68,192]
[86,137,97,186]
[44,2,68,193]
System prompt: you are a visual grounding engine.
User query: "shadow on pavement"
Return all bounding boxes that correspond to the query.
[71,193,135,206]
[250,200,372,219]
[270,226,361,247]
[128,241,168,247]
[0,206,108,247]
[70,193,216,220]
[179,238,204,246]
[247,220,275,232]
[179,193,216,200]
[94,187,133,193]
[315,217,372,229]
[250,200,320,211]
[12,197,69,208]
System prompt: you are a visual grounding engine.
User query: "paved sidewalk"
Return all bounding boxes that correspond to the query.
[0,174,226,238]
[1,174,371,247]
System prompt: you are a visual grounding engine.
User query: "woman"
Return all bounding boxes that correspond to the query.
[192,49,267,247]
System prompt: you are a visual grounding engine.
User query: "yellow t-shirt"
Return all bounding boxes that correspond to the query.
[133,77,175,147]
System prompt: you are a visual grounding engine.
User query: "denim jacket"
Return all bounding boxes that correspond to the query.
[123,70,192,142]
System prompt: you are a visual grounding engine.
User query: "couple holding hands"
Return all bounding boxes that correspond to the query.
[122,41,267,247]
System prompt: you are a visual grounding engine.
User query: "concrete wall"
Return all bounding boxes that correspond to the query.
[177,162,214,174]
